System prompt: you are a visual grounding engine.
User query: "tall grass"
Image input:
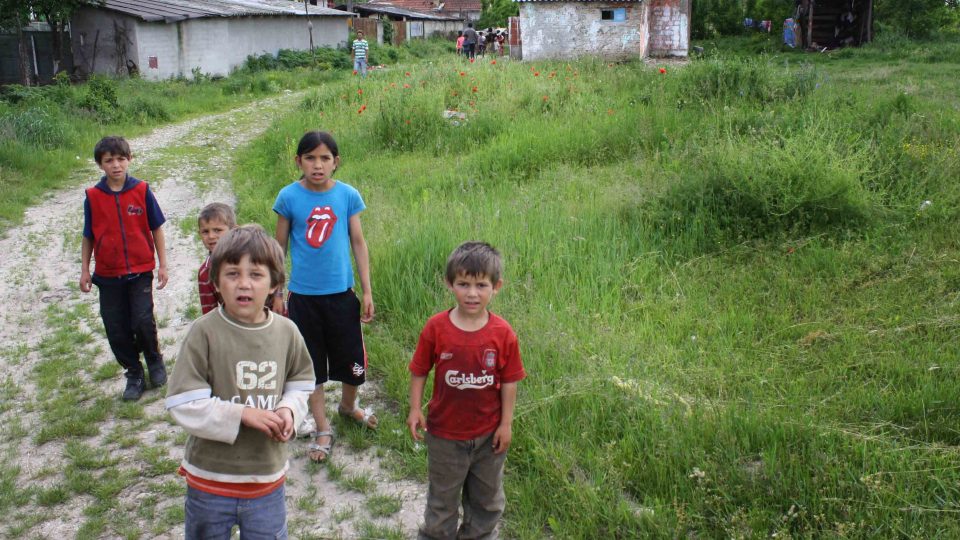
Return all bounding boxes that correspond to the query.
[235,38,960,537]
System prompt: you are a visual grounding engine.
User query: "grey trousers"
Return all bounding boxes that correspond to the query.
[419,431,506,540]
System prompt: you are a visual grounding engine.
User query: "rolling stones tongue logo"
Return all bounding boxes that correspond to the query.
[305,206,337,248]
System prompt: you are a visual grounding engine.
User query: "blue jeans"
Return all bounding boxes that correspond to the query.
[354,57,367,77]
[185,485,287,539]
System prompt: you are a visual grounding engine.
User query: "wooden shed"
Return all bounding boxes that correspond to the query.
[795,0,873,50]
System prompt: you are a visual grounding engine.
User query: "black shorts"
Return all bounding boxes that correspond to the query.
[287,290,368,386]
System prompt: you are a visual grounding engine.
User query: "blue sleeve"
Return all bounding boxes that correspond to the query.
[83,196,93,239]
[349,187,366,218]
[144,185,166,231]
[273,188,290,219]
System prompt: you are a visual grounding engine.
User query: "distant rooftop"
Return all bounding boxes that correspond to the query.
[89,0,353,23]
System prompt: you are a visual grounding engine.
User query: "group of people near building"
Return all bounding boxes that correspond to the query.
[457,22,507,59]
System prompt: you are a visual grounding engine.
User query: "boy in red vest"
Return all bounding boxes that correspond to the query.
[80,136,168,401]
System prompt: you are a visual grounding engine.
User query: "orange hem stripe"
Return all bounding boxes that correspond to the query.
[179,467,284,499]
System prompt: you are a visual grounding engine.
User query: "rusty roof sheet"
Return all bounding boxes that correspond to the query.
[347,4,460,21]
[93,0,353,23]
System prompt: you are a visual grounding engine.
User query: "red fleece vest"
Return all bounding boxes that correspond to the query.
[86,181,156,277]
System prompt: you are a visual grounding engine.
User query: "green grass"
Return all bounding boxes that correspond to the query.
[230,35,960,538]
[0,40,450,233]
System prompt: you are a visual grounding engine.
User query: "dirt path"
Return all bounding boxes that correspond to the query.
[0,93,425,539]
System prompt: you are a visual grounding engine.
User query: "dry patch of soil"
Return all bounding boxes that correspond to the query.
[0,92,425,539]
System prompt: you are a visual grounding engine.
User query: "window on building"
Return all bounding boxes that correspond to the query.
[601,8,626,22]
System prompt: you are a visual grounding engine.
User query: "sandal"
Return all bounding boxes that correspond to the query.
[338,405,378,430]
[307,430,335,463]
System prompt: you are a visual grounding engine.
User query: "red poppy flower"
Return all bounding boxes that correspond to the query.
[361,104,367,110]
[352,70,357,75]
[405,71,411,76]
[460,71,466,76]
[403,83,410,88]
[491,60,497,65]
[358,108,364,114]
[472,86,478,93]
[534,71,540,76]
[542,95,549,101]
[659,67,666,74]
[470,58,475,63]
[358,88,363,95]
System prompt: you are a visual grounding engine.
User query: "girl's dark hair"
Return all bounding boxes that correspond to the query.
[297,131,339,158]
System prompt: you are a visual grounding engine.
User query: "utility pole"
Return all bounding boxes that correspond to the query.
[304,0,314,50]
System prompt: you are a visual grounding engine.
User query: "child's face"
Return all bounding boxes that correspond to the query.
[215,254,276,324]
[447,272,502,317]
[296,144,339,192]
[97,152,131,184]
[198,218,231,253]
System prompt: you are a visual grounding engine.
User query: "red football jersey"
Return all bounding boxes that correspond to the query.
[410,310,525,440]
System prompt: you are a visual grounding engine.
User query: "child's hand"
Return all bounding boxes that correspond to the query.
[157,266,168,289]
[360,292,374,323]
[79,270,92,293]
[270,295,285,316]
[407,410,426,441]
[493,423,512,454]
[275,407,294,442]
[241,407,285,440]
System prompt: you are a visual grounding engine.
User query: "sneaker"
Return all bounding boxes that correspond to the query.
[149,365,168,388]
[122,377,145,401]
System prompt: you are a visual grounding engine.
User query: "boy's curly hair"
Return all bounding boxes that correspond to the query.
[445,241,502,284]
[210,224,285,289]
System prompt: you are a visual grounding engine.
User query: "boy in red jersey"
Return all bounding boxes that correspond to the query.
[80,136,168,401]
[196,203,236,315]
[408,241,526,539]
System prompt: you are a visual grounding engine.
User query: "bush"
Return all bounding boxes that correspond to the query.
[77,76,121,121]
[127,96,172,124]
[682,56,819,104]
[651,135,878,246]
[1,105,75,149]
[240,47,350,73]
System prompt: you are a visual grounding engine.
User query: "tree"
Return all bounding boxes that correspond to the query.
[875,0,956,38]
[32,0,93,75]
[0,0,34,85]
[478,0,517,29]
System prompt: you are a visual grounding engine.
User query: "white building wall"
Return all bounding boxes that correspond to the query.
[134,23,180,80]
[519,3,648,61]
[136,16,349,80]
[648,0,690,56]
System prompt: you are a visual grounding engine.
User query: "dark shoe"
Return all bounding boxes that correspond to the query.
[122,377,145,401]
[149,365,167,388]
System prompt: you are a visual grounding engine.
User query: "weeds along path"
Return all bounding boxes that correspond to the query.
[0,91,425,539]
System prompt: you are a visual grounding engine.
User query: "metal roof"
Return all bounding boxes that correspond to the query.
[92,0,353,23]
[347,3,461,21]
[513,0,643,2]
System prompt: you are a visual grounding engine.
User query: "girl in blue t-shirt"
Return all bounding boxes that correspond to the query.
[272,131,377,463]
